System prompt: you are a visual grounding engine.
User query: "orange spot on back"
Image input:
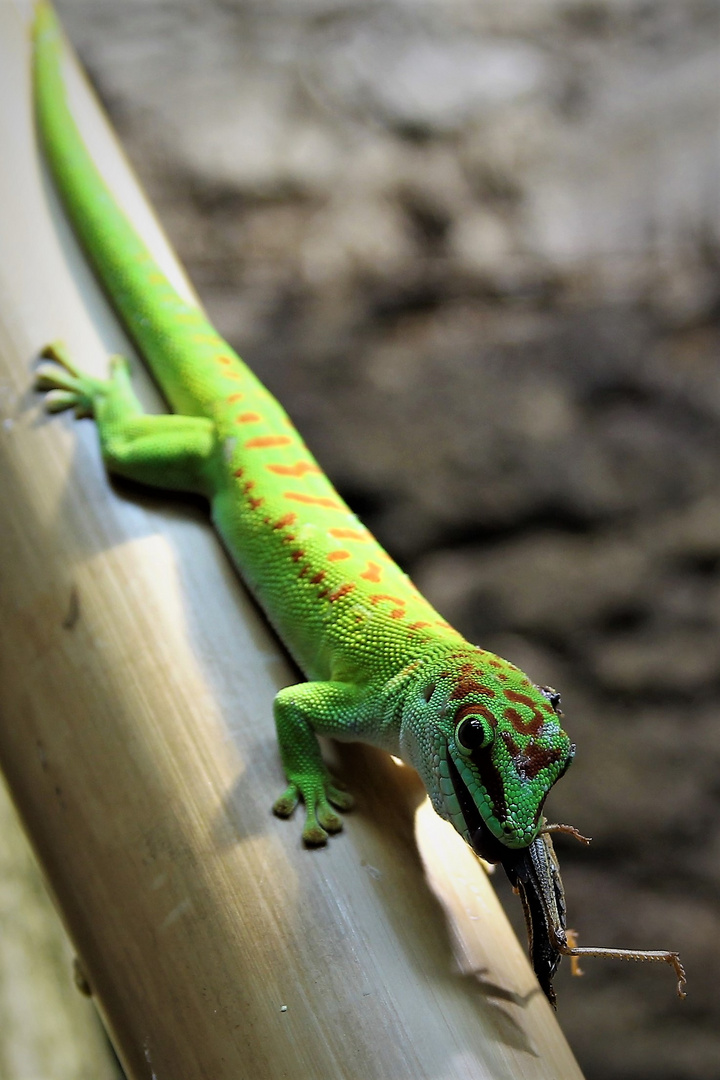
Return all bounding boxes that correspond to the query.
[236,412,261,424]
[219,356,233,365]
[370,594,406,607]
[267,461,322,477]
[233,467,244,478]
[360,561,382,583]
[409,621,432,630]
[327,550,351,562]
[227,393,244,403]
[245,436,292,449]
[327,583,356,603]
[284,493,342,509]
[329,528,368,541]
[273,513,298,530]
[449,662,496,700]
[390,608,405,619]
[249,497,264,510]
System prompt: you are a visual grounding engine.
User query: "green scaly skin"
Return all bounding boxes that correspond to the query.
[32,3,574,852]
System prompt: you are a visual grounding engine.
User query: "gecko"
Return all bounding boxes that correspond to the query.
[31,1,685,1005]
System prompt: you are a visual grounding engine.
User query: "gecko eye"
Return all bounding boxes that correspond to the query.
[455,714,494,755]
[539,685,562,713]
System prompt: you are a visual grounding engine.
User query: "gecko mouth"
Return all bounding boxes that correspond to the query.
[446,751,511,865]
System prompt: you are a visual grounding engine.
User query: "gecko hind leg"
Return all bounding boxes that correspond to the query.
[36,341,216,494]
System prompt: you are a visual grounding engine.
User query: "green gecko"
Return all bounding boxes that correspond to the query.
[31,1,685,1004]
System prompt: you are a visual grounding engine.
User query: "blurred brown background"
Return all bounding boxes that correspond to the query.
[42,1,720,1077]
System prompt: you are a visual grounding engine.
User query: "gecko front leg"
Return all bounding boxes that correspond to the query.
[272,681,359,846]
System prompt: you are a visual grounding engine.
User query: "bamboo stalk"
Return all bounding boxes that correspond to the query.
[0,5,584,1077]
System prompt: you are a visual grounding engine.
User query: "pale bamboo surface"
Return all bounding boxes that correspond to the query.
[0,4,585,1078]
[0,776,122,1079]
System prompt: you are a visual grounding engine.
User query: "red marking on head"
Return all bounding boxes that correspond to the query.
[267,461,322,477]
[408,621,432,630]
[489,659,503,669]
[327,583,356,603]
[291,549,305,562]
[503,699,544,736]
[513,740,563,780]
[310,571,326,585]
[497,673,509,682]
[455,701,497,728]
[506,690,536,709]
[328,550,351,562]
[501,731,521,758]
[236,412,262,424]
[273,513,297,530]
[245,436,292,449]
[298,565,309,579]
[281,533,296,544]
[329,528,368,541]
[243,481,255,493]
[227,392,244,403]
[249,497,265,511]
[360,561,382,583]
[233,467,244,478]
[284,492,342,509]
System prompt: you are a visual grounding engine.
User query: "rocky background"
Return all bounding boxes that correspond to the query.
[54,1,720,1077]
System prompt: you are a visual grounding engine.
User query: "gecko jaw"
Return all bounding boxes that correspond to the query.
[445,751,515,864]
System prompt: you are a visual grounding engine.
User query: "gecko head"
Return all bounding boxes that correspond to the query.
[406,651,575,859]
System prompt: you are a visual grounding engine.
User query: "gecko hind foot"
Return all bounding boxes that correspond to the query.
[35,342,128,418]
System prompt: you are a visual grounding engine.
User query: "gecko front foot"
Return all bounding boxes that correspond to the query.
[273,777,354,846]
